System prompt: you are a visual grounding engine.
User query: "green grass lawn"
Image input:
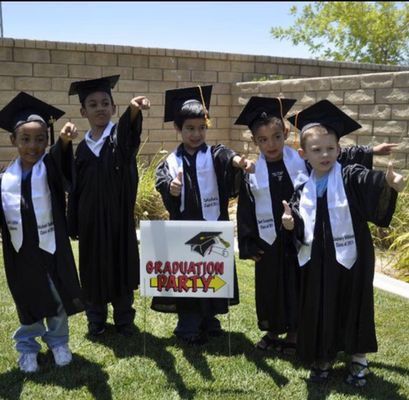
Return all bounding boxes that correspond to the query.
[0,244,408,400]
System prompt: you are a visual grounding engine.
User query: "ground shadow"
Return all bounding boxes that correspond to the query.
[0,353,112,400]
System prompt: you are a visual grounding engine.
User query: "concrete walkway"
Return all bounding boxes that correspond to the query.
[374,272,409,300]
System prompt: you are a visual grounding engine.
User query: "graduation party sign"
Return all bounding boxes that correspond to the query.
[140,221,234,298]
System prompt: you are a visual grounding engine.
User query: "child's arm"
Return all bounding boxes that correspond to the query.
[232,155,256,174]
[237,175,265,261]
[116,96,151,156]
[373,143,398,156]
[155,160,182,218]
[48,122,78,191]
[385,161,405,192]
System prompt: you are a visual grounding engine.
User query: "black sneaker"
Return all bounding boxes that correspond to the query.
[88,322,106,336]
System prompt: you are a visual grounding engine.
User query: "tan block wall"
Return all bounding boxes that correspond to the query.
[232,71,409,171]
[0,37,406,167]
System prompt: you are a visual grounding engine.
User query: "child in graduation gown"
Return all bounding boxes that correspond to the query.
[152,85,255,345]
[282,100,405,386]
[236,96,398,354]
[67,75,150,337]
[0,92,84,373]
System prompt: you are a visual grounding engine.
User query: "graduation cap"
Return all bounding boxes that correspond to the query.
[185,231,223,257]
[287,99,362,139]
[0,91,65,145]
[68,75,120,104]
[234,96,297,129]
[164,85,212,123]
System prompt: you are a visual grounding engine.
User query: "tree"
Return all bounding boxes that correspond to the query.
[271,2,409,65]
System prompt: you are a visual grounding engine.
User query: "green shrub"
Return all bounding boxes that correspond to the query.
[135,147,169,223]
[371,178,409,282]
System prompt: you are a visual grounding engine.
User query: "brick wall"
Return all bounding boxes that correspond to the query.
[232,72,409,171]
[0,37,407,167]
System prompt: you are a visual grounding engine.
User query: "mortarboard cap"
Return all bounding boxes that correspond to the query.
[0,92,65,145]
[234,96,297,128]
[68,75,120,104]
[185,231,222,257]
[287,99,361,139]
[164,85,212,122]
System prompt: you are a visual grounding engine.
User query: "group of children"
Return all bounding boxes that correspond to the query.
[0,76,404,388]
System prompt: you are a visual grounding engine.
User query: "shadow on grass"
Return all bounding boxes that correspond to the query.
[0,353,112,400]
[89,326,290,398]
[304,359,409,400]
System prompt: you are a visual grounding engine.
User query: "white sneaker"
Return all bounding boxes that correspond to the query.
[18,352,38,373]
[51,344,72,367]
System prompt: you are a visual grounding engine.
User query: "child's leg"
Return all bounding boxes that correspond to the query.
[175,313,205,343]
[201,315,222,336]
[13,321,44,373]
[42,278,69,350]
[86,303,108,335]
[346,353,370,387]
[112,290,136,336]
[13,321,45,354]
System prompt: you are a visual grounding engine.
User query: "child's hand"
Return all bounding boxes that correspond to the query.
[373,143,398,156]
[60,122,78,144]
[170,171,183,197]
[251,249,264,262]
[130,96,151,113]
[385,161,405,192]
[233,155,256,174]
[281,200,294,230]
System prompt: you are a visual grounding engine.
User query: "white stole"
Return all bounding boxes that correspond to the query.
[1,157,56,254]
[249,146,309,244]
[298,162,357,269]
[85,121,114,156]
[167,146,220,221]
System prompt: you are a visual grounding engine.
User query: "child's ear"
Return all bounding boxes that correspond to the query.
[173,122,181,133]
[283,126,289,140]
[9,134,16,146]
[298,148,306,160]
[80,107,87,118]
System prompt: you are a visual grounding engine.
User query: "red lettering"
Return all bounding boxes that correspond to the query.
[190,276,199,292]
[166,275,177,291]
[201,275,213,292]
[157,274,167,291]
[163,261,171,274]
[178,275,189,292]
[146,261,153,274]
[215,262,224,275]
[154,261,163,274]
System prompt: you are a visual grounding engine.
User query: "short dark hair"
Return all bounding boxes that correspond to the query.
[250,115,285,136]
[174,100,208,130]
[80,92,115,108]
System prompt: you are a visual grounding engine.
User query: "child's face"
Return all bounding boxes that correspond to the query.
[252,121,287,162]
[80,91,116,129]
[298,128,340,177]
[176,118,207,155]
[11,122,48,171]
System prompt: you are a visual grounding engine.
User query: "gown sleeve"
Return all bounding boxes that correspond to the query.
[343,164,397,226]
[115,106,143,158]
[212,144,241,198]
[338,145,373,169]
[237,174,264,259]
[47,138,75,193]
[155,159,181,218]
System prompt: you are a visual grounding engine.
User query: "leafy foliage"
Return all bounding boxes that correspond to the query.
[371,178,409,282]
[271,2,409,65]
[134,147,169,223]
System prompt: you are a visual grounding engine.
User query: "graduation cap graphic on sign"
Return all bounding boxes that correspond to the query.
[185,232,230,257]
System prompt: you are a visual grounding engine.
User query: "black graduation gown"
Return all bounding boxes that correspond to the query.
[0,140,84,325]
[236,145,373,335]
[67,108,141,305]
[291,164,397,363]
[151,143,241,315]
[237,159,299,334]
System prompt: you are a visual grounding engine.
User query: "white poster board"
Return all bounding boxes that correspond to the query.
[140,220,234,298]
